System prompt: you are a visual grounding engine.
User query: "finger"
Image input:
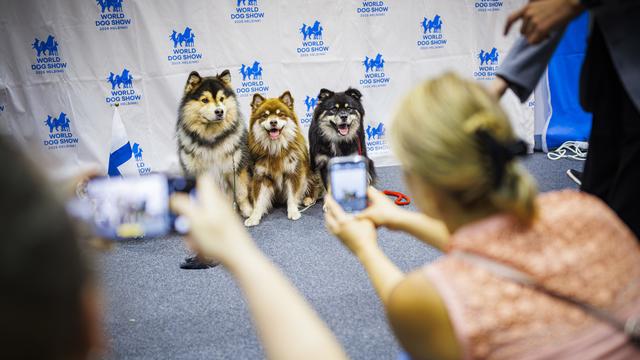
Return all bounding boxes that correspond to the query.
[170,193,197,218]
[324,212,339,234]
[367,187,387,202]
[196,174,224,207]
[325,195,348,220]
[504,7,526,35]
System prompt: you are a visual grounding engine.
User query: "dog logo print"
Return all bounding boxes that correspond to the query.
[107,69,133,90]
[32,35,59,57]
[478,48,499,66]
[421,15,442,34]
[236,0,258,5]
[96,0,123,13]
[300,20,324,41]
[239,61,263,81]
[366,122,385,141]
[304,96,318,113]
[44,112,71,133]
[363,53,385,73]
[170,27,196,48]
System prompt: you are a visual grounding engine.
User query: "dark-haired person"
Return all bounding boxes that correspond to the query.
[0,137,103,359]
[325,73,640,359]
[494,0,640,238]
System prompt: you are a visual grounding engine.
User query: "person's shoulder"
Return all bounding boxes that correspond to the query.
[537,189,611,214]
[536,189,636,241]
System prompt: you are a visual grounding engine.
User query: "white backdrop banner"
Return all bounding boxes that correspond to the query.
[0,0,531,176]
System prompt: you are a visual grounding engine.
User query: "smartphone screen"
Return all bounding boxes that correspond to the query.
[86,174,171,239]
[329,158,368,213]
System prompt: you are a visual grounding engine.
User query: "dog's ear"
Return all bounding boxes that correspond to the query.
[184,71,202,94]
[345,88,362,101]
[217,70,232,85]
[279,91,294,110]
[251,93,266,111]
[317,88,334,103]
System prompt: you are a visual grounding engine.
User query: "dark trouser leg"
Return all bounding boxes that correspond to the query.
[580,25,640,239]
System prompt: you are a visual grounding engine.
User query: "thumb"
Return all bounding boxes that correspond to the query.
[367,187,388,203]
[170,193,196,218]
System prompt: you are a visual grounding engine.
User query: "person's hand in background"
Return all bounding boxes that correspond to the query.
[505,0,585,44]
[489,76,509,100]
[171,174,253,265]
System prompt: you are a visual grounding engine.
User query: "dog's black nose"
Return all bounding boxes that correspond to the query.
[270,120,278,127]
[214,109,224,117]
[339,114,348,121]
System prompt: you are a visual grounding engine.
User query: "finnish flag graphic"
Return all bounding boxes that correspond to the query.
[107,106,139,177]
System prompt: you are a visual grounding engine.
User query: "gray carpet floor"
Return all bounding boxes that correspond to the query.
[99,153,582,359]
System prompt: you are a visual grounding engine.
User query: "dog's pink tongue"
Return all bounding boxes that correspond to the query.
[338,127,349,136]
[269,129,280,140]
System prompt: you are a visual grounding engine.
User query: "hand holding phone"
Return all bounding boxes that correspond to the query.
[69,174,195,240]
[328,155,368,213]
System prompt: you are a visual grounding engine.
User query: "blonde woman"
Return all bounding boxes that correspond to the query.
[325,73,640,359]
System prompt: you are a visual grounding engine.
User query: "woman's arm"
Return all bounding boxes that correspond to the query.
[387,272,460,360]
[390,211,449,252]
[356,188,450,251]
[225,239,348,360]
[325,196,460,359]
[171,176,347,360]
[324,195,403,304]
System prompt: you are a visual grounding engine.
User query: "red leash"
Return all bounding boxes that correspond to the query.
[383,190,411,206]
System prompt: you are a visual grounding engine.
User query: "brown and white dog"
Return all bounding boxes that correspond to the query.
[244,91,320,226]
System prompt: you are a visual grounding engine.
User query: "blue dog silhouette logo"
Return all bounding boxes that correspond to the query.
[300,20,324,41]
[366,122,385,141]
[236,0,258,5]
[44,112,71,133]
[478,48,499,65]
[107,69,133,90]
[363,53,385,73]
[304,96,318,113]
[239,61,263,81]
[421,15,443,33]
[132,143,143,161]
[32,35,59,57]
[97,0,123,13]
[170,27,196,48]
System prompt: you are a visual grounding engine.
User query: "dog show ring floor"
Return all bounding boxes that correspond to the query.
[100,154,580,359]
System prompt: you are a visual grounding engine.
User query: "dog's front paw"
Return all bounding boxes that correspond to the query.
[244,217,261,227]
[287,208,301,221]
[240,204,253,218]
[302,197,314,207]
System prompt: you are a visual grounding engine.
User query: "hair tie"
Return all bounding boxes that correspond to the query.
[474,129,528,187]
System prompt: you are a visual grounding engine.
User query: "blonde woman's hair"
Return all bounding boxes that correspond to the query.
[391,72,538,223]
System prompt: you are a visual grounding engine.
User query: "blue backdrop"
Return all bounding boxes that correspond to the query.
[545,13,592,149]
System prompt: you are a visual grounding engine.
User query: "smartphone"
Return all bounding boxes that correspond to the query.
[328,155,368,213]
[77,174,195,239]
